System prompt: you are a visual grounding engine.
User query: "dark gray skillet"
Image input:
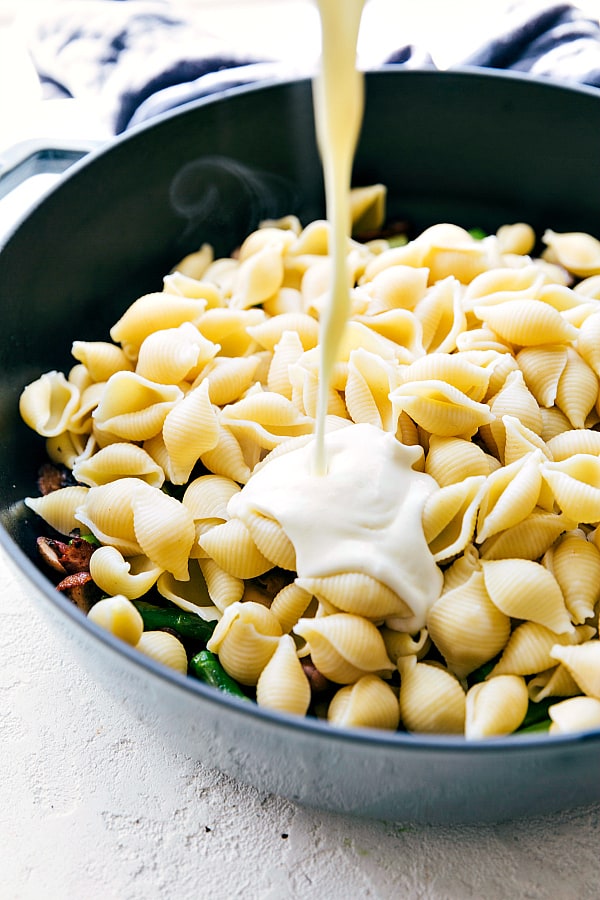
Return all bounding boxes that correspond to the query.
[1,68,599,825]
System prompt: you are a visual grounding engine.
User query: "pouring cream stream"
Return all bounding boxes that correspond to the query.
[229,0,444,629]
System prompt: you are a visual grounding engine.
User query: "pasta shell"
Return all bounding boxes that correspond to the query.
[25,485,90,537]
[442,543,481,591]
[198,518,272,579]
[397,351,489,402]
[426,571,511,678]
[354,309,423,359]
[548,696,600,734]
[577,310,600,376]
[136,630,188,675]
[390,379,493,437]
[398,656,465,734]
[555,348,598,429]
[476,451,543,544]
[136,322,218,384]
[247,312,319,352]
[197,557,244,612]
[162,380,220,484]
[482,371,543,460]
[424,435,492,487]
[170,243,214,280]
[207,601,282,685]
[327,675,400,731]
[547,428,600,460]
[89,546,163,600]
[75,479,140,555]
[481,558,574,634]
[196,307,266,357]
[129,483,196,581]
[473,299,578,346]
[46,430,96,469]
[296,573,412,620]
[293,614,395,684]
[344,348,399,430]
[363,265,429,313]
[72,442,165,488]
[267,330,304,399]
[541,454,600,523]
[20,370,81,438]
[496,223,536,256]
[488,622,594,677]
[157,559,220,621]
[465,675,528,739]
[527,665,581,702]
[479,509,575,561]
[110,292,207,354]
[93,371,182,441]
[71,340,134,382]
[543,229,600,278]
[463,264,542,311]
[550,641,600,698]
[413,276,466,353]
[422,475,486,562]
[200,424,253,484]
[515,344,567,410]
[221,391,314,450]
[182,474,240,521]
[381,627,431,662]
[270,581,313,633]
[543,531,600,623]
[87,594,144,645]
[256,635,311,716]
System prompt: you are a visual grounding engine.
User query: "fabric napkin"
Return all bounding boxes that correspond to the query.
[27,0,600,134]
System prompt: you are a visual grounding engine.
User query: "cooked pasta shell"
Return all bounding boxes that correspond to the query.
[481,558,574,634]
[476,451,543,544]
[380,626,431,662]
[296,573,412,620]
[473,299,578,346]
[229,243,284,309]
[577,310,600,376]
[72,340,134,382]
[136,630,188,675]
[162,380,220,484]
[427,570,511,678]
[247,312,319,351]
[327,675,400,731]
[156,559,220,621]
[555,348,598,429]
[489,622,594,677]
[413,276,466,353]
[363,265,429,313]
[256,634,311,716]
[417,223,494,284]
[196,307,266,357]
[463,264,542,311]
[422,475,486,562]
[397,352,489,402]
[547,428,600,460]
[46,430,96,469]
[548,696,600,734]
[197,355,261,406]
[238,225,296,261]
[221,391,314,450]
[262,287,304,317]
[390,379,493,437]
[344,348,399,430]
[267,330,304,399]
[442,543,481,591]
[482,371,543,460]
[171,243,214,280]
[496,223,536,255]
[270,581,313,633]
[73,442,165,488]
[354,309,423,360]
[136,322,218,384]
[424,435,492,487]
[87,594,144,646]
[465,675,528,739]
[93,371,182,441]
[479,509,574,561]
[542,229,600,278]
[527,665,581,702]
[129,482,195,581]
[74,479,140,555]
[543,530,600,623]
[182,474,240,521]
[25,485,90,537]
[109,292,207,354]
[550,641,600,698]
[197,557,244,612]
[163,271,222,308]
[539,406,573,442]
[207,601,282,685]
[398,656,466,734]
[198,518,272,579]
[200,424,252,484]
[541,454,600,523]
[20,371,81,438]
[244,513,296,571]
[89,546,163,600]
[293,613,395,684]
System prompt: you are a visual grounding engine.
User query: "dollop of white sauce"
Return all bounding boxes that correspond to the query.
[228,423,443,630]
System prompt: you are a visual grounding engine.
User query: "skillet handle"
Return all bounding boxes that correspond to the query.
[0,137,102,243]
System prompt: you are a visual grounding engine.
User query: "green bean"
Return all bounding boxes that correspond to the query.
[189,650,248,699]
[132,601,216,643]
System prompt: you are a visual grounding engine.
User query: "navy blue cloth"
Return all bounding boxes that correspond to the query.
[28,0,600,133]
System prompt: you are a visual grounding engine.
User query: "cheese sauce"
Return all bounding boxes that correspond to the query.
[229,0,444,629]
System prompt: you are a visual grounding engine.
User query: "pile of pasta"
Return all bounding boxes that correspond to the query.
[19,194,600,738]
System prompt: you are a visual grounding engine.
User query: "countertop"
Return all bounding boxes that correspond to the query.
[2,2,600,898]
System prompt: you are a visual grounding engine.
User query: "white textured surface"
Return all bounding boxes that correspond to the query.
[3,2,600,897]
